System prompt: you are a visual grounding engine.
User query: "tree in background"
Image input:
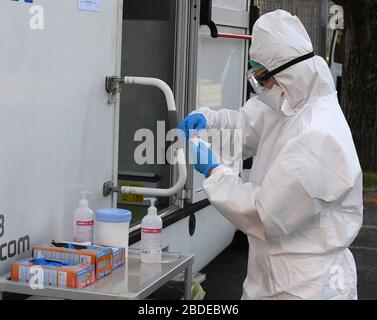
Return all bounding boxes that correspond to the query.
[334,0,377,171]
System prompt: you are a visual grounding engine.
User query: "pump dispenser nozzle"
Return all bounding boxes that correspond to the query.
[80,191,93,198]
[145,198,157,207]
[79,191,93,208]
[145,198,158,215]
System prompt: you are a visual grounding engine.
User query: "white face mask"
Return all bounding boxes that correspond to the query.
[256,85,285,111]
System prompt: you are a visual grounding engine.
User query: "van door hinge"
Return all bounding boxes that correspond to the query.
[175,189,191,208]
[105,76,124,104]
[179,189,190,200]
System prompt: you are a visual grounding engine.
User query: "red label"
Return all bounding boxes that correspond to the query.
[142,228,162,234]
[76,220,94,227]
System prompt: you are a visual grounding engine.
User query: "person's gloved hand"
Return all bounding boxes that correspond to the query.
[178,113,207,140]
[190,141,219,178]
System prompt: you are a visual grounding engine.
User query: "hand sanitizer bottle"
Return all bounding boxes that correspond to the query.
[73,191,94,244]
[141,198,162,264]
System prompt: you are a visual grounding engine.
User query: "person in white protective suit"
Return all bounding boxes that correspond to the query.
[179,10,363,300]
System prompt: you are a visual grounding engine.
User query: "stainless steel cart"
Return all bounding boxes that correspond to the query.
[0,249,194,300]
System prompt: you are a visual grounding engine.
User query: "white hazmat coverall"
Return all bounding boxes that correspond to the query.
[195,10,363,300]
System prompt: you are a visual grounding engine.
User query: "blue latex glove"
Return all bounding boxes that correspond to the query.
[31,258,77,268]
[178,113,207,140]
[190,141,219,178]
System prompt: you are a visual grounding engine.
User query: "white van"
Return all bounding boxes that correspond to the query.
[0,0,253,276]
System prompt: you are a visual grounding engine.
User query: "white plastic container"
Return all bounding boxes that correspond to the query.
[73,191,95,244]
[95,208,132,255]
[141,198,162,264]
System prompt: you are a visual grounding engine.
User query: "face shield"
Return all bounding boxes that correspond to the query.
[247,52,315,95]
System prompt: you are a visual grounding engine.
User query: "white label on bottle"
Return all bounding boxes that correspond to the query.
[74,220,94,243]
[141,228,162,255]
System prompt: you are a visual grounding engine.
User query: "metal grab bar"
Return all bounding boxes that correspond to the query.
[120,77,187,197]
[200,0,252,41]
[217,33,252,41]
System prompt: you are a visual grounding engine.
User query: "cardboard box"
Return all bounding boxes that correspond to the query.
[33,243,112,280]
[111,247,125,270]
[11,258,95,289]
[94,246,126,271]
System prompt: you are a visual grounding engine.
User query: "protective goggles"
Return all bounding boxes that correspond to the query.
[247,52,315,95]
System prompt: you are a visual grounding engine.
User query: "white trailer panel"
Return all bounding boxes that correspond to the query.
[0,0,122,274]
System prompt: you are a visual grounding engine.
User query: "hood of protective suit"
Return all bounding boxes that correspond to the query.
[250,10,335,113]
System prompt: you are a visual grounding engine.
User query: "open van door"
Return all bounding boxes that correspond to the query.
[189,0,251,203]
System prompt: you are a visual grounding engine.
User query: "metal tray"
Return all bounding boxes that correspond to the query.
[0,249,194,300]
